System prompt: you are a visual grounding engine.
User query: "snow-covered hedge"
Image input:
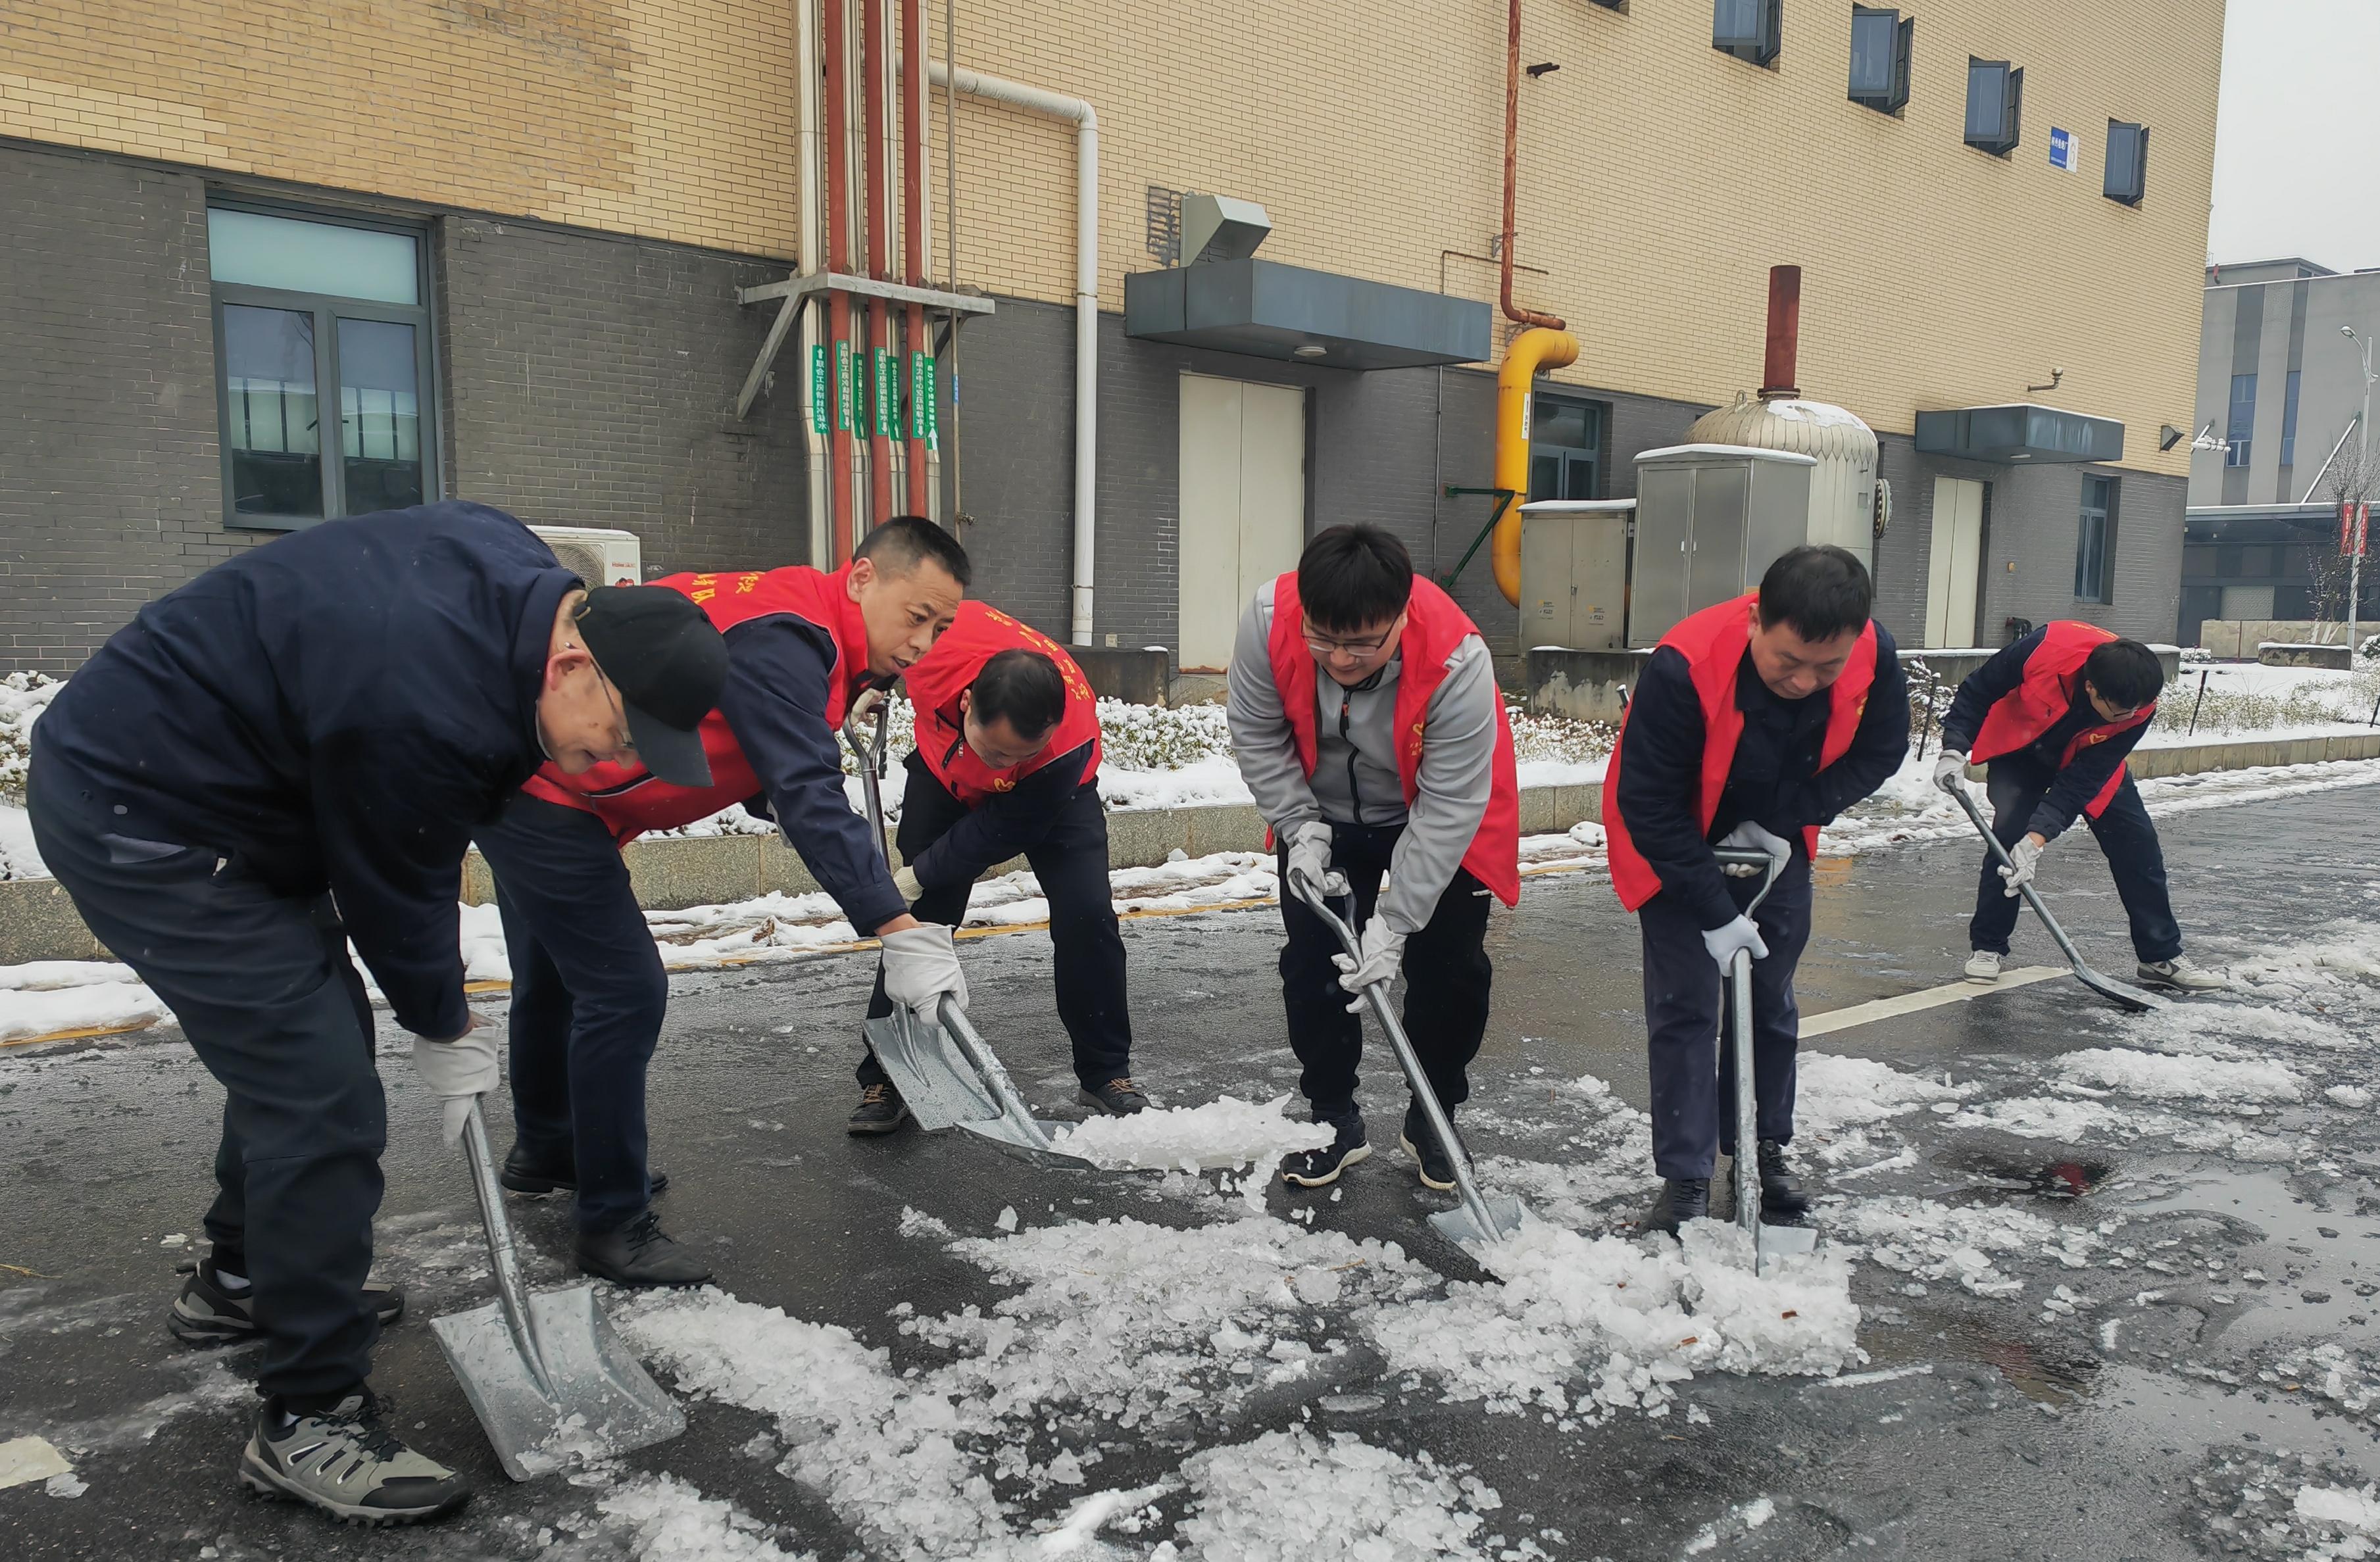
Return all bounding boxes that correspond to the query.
[0,673,61,801]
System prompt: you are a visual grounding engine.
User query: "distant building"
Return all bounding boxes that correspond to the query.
[2183,260,2380,644]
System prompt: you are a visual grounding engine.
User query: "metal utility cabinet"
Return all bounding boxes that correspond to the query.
[1627,444,1817,647]
[1518,499,1633,652]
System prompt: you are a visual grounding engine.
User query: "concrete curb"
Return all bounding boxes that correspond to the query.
[5,731,2378,964]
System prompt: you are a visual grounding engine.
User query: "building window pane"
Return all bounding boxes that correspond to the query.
[2226,373,2256,468]
[1965,59,2022,154]
[2279,369,2300,467]
[207,208,420,306]
[337,319,425,512]
[2103,120,2148,205]
[1849,9,1910,112]
[222,305,324,519]
[1712,0,1779,65]
[2075,476,2115,603]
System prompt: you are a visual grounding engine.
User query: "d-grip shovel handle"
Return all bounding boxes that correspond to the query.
[842,695,894,867]
[1712,846,1786,918]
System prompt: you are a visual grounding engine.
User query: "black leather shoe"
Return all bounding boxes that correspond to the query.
[1281,1107,1371,1188]
[500,1142,668,1197]
[847,1082,912,1136]
[1757,1140,1812,1222]
[574,1209,712,1287]
[1078,1077,1151,1116]
[1641,1177,1710,1235]
[1399,1101,1457,1192]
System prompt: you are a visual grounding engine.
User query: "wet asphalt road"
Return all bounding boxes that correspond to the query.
[5,777,2380,1561]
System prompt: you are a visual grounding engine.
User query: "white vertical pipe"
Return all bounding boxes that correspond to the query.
[926,61,1099,645]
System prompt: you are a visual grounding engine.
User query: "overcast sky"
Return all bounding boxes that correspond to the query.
[2208,0,2380,271]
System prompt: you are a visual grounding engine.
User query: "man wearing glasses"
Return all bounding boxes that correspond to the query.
[1227,524,1520,1192]
[475,516,973,1286]
[27,500,727,1526]
[1932,625,2225,991]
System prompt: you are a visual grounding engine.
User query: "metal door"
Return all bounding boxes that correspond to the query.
[1923,477,1985,648]
[1687,463,1750,616]
[1176,374,1306,671]
[1630,465,1695,645]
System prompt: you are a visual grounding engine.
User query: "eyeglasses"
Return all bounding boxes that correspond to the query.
[596,671,637,757]
[1301,618,1397,656]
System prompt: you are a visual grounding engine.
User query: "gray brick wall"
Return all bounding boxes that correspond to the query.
[0,143,813,673]
[0,144,234,673]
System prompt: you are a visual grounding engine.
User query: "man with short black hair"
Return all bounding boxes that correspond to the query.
[1606,545,1910,1234]
[848,601,1145,1130]
[482,516,976,1282]
[1933,625,2223,990]
[28,500,727,1526]
[1228,525,1520,1192]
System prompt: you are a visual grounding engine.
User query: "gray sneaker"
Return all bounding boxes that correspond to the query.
[2139,956,2228,992]
[239,1389,470,1526]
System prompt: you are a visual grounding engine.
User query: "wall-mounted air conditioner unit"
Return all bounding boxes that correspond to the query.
[528,525,643,589]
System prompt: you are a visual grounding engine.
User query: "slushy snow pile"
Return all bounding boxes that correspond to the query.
[1047,1094,1332,1175]
[1162,1428,1500,1561]
[1794,1053,1973,1136]
[2050,1046,2304,1105]
[597,1475,820,1561]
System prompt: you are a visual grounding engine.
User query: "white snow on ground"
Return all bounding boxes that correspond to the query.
[1825,1196,2108,1298]
[2049,1047,2304,1105]
[0,981,166,1043]
[0,802,42,880]
[1166,1428,1500,1561]
[2296,1483,2380,1534]
[1794,1053,1973,1136]
[596,1475,820,1561]
[1472,1073,1655,1231]
[1046,1094,1331,1177]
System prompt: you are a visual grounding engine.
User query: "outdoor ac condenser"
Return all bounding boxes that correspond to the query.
[528,525,643,590]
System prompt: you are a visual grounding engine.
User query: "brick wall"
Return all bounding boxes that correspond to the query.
[0,145,237,673]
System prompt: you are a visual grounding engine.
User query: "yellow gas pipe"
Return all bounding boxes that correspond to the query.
[1491,326,1580,605]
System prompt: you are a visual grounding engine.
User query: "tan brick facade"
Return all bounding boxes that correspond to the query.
[6,0,2218,473]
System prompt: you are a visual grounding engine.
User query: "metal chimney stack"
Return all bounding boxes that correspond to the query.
[1759,264,1802,401]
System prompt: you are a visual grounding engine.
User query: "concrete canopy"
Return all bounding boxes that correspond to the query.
[1124,258,1491,371]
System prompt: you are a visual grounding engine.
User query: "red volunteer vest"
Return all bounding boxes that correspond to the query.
[520,565,873,845]
[1602,593,1879,912]
[1970,620,2152,819]
[903,602,1104,806]
[1264,574,1522,907]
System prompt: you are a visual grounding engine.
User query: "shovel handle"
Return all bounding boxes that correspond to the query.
[1950,785,2089,972]
[1711,846,1786,917]
[1286,867,1510,1247]
[457,1098,555,1395]
[842,696,894,868]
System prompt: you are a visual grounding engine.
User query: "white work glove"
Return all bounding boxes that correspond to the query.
[412,1019,499,1146]
[1932,750,1969,794]
[1998,834,2046,897]
[881,923,970,1013]
[1285,821,1348,899]
[893,864,924,902]
[1715,821,1792,878]
[1332,917,1407,1012]
[1701,915,1770,971]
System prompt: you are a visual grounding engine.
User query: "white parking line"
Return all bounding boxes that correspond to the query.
[1800,967,2069,1037]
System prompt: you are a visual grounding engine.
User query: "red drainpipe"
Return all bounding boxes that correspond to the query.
[822,0,854,562]
[899,0,929,516]
[862,0,896,531]
[1500,0,1562,331]
[1759,264,1802,400]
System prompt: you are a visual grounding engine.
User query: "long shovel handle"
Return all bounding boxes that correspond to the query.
[458,1097,554,1395]
[1712,847,1781,1248]
[1950,785,2091,973]
[842,696,894,868]
[1285,868,1509,1247]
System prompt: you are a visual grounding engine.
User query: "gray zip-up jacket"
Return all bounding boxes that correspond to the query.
[1226,579,1499,935]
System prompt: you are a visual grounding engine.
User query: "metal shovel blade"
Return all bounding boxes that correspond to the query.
[1429,1196,1528,1252]
[861,1006,1099,1171]
[1756,1221,1820,1274]
[430,1285,686,1482]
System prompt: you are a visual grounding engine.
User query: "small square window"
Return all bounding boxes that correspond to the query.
[2104,119,2148,204]
[1714,0,1781,66]
[1965,59,2023,155]
[1848,7,1912,113]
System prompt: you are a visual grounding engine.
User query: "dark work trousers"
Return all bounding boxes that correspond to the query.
[1968,756,2181,963]
[474,794,668,1236]
[1638,851,1814,1180]
[860,758,1133,1088]
[27,746,385,1402]
[1274,819,1494,1116]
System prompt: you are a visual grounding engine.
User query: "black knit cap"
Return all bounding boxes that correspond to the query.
[573,587,729,787]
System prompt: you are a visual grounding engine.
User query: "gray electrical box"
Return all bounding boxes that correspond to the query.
[1518,499,1633,652]
[1626,444,1818,647]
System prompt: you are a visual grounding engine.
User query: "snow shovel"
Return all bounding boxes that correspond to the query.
[1714,848,1819,1276]
[1285,868,1525,1252]
[841,700,1098,1171]
[1949,786,2162,1013]
[430,1099,685,1480]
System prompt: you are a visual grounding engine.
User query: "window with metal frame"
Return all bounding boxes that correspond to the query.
[2225,373,2256,469]
[1713,0,1781,66]
[1527,395,1605,502]
[207,204,437,529]
[2075,474,2116,603]
[1848,7,1911,112]
[1964,59,2022,155]
[2280,369,2300,468]
[2104,120,2148,205]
